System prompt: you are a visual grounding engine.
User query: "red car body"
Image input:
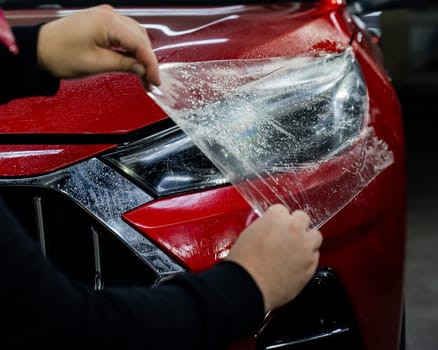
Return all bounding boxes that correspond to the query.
[0,1,406,349]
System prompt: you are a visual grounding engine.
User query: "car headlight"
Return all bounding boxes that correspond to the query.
[104,49,374,202]
[103,126,229,197]
[142,48,393,227]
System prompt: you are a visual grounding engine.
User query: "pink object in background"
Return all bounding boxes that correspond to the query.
[0,9,18,55]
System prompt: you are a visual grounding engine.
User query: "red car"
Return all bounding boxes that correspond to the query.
[0,1,406,349]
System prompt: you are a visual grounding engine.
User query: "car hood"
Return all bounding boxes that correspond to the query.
[1,2,350,135]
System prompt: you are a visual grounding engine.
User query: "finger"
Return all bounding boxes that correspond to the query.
[308,229,323,251]
[106,21,160,86]
[267,204,290,215]
[141,75,152,93]
[290,210,311,231]
[137,45,160,87]
[93,48,139,74]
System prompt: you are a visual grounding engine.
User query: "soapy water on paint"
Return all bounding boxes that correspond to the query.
[148,49,394,228]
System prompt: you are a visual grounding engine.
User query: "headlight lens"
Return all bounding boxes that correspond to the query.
[103,127,228,197]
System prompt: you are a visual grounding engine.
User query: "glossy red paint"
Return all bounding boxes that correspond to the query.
[1,2,406,350]
[2,3,348,135]
[0,144,114,176]
[124,186,256,270]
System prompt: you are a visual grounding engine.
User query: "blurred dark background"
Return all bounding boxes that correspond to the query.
[377,1,438,349]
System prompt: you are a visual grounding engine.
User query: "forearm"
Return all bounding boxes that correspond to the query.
[0,197,264,349]
[85,262,264,349]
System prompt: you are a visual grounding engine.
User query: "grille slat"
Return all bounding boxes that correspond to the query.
[91,227,103,291]
[34,196,47,258]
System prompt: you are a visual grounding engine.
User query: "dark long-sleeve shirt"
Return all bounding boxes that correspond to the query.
[0,24,60,103]
[0,24,264,349]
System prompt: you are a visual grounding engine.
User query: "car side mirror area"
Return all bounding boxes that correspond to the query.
[346,0,430,46]
[347,0,428,15]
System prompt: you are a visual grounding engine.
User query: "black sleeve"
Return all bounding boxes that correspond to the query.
[0,196,264,350]
[0,24,60,104]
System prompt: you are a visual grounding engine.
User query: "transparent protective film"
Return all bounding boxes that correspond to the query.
[148,49,394,228]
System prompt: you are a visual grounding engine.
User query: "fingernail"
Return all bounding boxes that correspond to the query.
[132,63,145,76]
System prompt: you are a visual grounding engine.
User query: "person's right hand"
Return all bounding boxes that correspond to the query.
[37,5,160,91]
[226,204,322,313]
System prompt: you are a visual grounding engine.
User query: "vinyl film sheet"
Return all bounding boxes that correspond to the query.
[148,49,394,228]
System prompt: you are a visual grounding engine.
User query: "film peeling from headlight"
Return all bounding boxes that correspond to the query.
[148,49,394,228]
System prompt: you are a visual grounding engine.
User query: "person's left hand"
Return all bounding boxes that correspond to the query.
[37,5,160,91]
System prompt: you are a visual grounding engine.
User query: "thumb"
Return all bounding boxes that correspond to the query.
[95,48,142,75]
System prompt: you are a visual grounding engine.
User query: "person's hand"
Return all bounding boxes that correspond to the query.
[37,5,160,91]
[226,205,322,313]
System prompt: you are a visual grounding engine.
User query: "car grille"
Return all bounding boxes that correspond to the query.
[0,186,157,289]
